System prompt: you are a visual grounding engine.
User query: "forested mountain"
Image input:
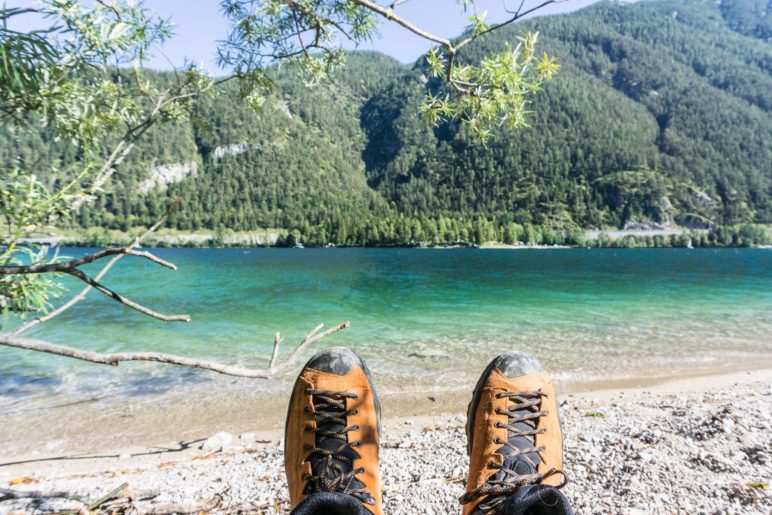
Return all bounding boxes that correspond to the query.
[4,0,771,246]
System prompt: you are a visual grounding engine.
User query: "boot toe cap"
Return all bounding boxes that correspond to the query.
[492,351,545,378]
[305,346,364,376]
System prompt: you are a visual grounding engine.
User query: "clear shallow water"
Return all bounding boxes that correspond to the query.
[1,248,771,413]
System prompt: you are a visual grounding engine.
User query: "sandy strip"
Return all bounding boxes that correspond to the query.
[1,365,769,466]
[0,368,769,513]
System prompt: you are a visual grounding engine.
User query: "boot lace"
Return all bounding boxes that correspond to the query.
[302,388,374,505]
[460,389,567,513]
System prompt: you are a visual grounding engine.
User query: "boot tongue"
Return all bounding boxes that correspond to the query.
[493,409,542,482]
[309,395,363,492]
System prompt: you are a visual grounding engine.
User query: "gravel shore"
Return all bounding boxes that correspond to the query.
[1,372,770,514]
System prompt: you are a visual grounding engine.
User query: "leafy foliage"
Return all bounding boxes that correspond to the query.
[217,0,560,140]
[422,32,560,140]
[0,0,209,315]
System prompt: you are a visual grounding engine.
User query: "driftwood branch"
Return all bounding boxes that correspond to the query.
[270,331,283,368]
[0,321,349,379]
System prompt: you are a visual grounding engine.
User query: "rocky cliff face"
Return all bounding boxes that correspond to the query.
[138,162,198,193]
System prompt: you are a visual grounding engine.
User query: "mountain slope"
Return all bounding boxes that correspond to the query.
[4,0,770,245]
[363,0,771,230]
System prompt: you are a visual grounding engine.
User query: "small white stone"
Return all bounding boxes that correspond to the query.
[201,431,234,452]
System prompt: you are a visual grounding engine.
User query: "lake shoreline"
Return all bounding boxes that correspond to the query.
[2,366,770,513]
[23,223,772,248]
[1,363,769,471]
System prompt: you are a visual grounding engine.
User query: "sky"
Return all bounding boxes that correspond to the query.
[13,0,602,72]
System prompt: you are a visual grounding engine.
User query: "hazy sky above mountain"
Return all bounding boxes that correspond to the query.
[129,0,602,71]
[11,0,602,71]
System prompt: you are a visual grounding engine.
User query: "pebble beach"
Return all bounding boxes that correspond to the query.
[1,370,770,514]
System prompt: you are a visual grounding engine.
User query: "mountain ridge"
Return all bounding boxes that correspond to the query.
[4,0,770,246]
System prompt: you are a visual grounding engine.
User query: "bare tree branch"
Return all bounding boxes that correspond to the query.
[62,267,190,322]
[12,202,178,336]
[286,322,325,364]
[1,234,189,323]
[350,0,556,91]
[455,0,557,51]
[351,0,451,47]
[388,0,411,10]
[0,322,350,379]
[0,247,175,275]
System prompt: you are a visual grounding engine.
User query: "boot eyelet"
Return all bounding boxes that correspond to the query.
[303,443,312,450]
[303,407,311,413]
[303,424,312,432]
[353,409,359,415]
[493,437,502,444]
[352,424,360,430]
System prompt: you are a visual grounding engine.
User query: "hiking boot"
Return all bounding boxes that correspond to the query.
[461,352,566,514]
[284,347,381,514]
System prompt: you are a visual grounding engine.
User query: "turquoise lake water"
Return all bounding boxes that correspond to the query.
[1,248,771,412]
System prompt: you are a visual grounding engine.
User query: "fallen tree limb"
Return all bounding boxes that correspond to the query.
[0,322,349,378]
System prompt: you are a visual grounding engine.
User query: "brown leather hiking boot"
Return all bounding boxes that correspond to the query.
[461,352,566,514]
[284,347,382,514]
